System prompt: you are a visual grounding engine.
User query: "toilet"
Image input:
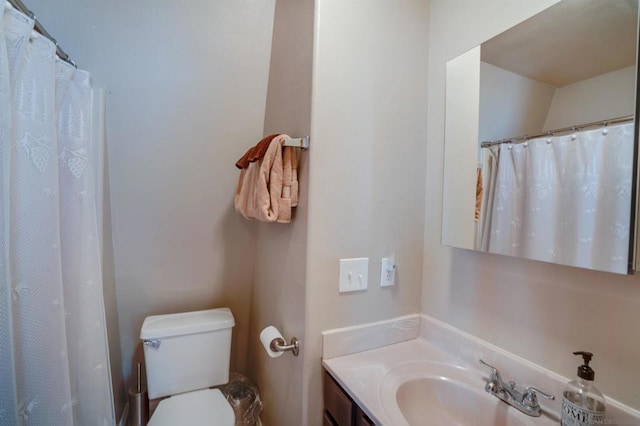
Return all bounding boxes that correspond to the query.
[140,307,236,425]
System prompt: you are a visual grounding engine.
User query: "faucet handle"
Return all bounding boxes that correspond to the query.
[526,386,555,400]
[478,359,504,395]
[523,386,555,407]
[479,360,502,394]
[479,359,499,378]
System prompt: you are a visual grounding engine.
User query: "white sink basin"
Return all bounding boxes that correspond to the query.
[380,361,541,426]
[396,377,531,426]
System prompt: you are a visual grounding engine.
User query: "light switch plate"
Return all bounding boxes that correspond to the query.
[338,258,368,293]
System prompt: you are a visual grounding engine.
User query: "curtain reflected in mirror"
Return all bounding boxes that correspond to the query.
[477,123,634,274]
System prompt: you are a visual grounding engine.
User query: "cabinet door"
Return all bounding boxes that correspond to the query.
[354,406,374,426]
[324,411,337,426]
[323,372,354,426]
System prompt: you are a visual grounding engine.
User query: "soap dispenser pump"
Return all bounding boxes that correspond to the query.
[561,351,606,425]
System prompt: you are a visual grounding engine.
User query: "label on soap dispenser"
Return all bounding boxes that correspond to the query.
[561,397,605,425]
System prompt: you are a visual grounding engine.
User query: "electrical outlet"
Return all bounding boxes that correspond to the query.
[380,257,396,287]
[338,258,368,293]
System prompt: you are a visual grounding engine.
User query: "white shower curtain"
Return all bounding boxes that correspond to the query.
[480,122,634,274]
[0,3,114,425]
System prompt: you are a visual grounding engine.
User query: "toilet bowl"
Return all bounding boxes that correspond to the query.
[147,388,234,426]
[140,308,236,425]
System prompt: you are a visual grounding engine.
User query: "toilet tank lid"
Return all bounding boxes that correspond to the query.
[140,308,235,340]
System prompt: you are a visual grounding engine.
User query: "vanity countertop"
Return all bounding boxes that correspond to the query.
[323,338,451,425]
[323,337,562,425]
[322,315,640,426]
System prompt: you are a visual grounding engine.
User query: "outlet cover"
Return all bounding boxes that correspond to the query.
[338,258,368,293]
[380,257,396,287]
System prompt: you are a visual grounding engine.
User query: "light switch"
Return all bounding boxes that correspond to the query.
[338,258,368,293]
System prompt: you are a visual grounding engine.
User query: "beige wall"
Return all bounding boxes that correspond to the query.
[425,0,640,410]
[305,0,430,423]
[29,1,277,419]
[479,62,556,142]
[442,47,481,250]
[544,65,636,130]
[246,0,314,424]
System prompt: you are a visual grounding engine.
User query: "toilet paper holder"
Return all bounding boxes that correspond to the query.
[270,336,300,356]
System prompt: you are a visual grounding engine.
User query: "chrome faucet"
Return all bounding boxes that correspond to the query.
[479,359,555,417]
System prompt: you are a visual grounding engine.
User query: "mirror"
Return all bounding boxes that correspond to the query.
[442,0,639,274]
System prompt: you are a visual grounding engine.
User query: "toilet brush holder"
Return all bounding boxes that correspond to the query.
[129,362,149,426]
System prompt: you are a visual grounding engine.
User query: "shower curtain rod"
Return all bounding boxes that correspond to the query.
[480,114,635,148]
[7,0,76,67]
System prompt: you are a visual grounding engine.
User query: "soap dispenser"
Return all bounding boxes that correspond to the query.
[561,351,606,425]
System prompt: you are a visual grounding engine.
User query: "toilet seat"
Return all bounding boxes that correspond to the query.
[148,388,235,426]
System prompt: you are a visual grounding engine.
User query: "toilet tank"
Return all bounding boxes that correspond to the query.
[141,308,235,400]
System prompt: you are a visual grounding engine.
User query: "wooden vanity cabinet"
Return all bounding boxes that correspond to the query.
[323,370,374,426]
